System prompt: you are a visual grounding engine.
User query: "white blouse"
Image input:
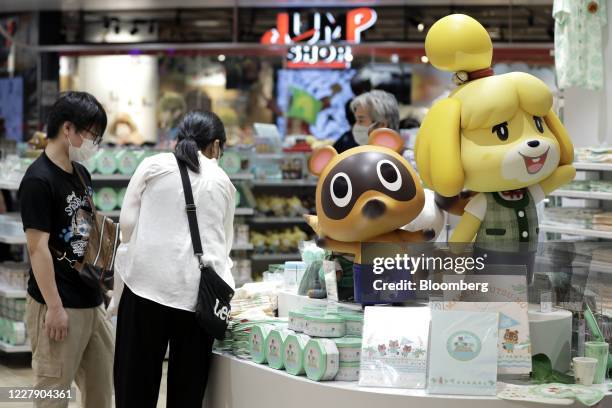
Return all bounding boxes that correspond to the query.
[119,151,236,312]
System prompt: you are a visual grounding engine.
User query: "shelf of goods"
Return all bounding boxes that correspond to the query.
[232,243,254,251]
[540,224,612,239]
[573,162,612,172]
[251,253,301,262]
[251,179,317,187]
[0,285,26,298]
[0,234,26,245]
[0,180,19,190]
[549,190,612,200]
[250,217,305,224]
[0,340,29,353]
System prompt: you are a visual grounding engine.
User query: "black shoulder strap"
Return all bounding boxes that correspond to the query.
[174,154,203,257]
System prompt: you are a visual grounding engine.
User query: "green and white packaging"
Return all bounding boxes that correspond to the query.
[304,315,345,338]
[282,333,310,375]
[94,188,118,212]
[343,314,364,337]
[116,150,139,175]
[288,311,305,332]
[265,328,294,369]
[95,149,118,175]
[336,362,360,382]
[334,337,362,362]
[249,324,273,364]
[304,338,339,381]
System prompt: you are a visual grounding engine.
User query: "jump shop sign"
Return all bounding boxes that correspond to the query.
[261,8,377,69]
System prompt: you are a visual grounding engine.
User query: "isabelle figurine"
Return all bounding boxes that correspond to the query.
[415,14,575,258]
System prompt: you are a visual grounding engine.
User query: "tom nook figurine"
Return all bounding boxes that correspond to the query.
[415,14,575,256]
[304,128,432,303]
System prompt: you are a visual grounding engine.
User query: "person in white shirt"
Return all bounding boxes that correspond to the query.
[113,111,236,408]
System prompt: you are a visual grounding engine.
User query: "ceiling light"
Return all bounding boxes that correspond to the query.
[417,23,425,32]
[420,55,429,63]
[218,54,226,62]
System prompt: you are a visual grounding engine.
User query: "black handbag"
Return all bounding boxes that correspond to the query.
[175,154,234,340]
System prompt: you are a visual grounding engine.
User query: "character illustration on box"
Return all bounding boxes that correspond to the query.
[415,15,575,265]
[286,344,297,363]
[307,349,318,368]
[502,329,519,353]
[388,340,400,356]
[252,334,262,353]
[304,129,435,302]
[269,338,279,357]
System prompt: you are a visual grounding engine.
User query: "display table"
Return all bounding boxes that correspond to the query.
[203,353,612,408]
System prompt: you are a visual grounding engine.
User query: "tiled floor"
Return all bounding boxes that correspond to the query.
[0,355,168,407]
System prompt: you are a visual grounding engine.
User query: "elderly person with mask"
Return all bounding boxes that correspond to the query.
[334,90,400,153]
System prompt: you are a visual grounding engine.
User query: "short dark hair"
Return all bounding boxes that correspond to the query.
[175,111,226,173]
[46,91,107,144]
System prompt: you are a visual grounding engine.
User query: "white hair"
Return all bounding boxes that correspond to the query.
[350,90,400,131]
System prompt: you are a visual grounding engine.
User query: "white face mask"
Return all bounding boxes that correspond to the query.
[353,123,377,145]
[68,136,98,163]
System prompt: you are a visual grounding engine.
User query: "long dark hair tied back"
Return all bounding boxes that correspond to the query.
[175,110,226,173]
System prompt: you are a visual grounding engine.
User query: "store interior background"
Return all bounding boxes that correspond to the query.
[0,1,612,405]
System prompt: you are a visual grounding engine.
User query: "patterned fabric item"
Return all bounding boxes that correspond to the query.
[553,0,607,91]
[475,190,538,252]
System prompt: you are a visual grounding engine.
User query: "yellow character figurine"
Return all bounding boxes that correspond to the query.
[416,14,575,257]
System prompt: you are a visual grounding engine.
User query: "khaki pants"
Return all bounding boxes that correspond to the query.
[25,296,114,408]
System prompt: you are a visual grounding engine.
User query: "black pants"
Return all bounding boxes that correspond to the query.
[114,286,215,408]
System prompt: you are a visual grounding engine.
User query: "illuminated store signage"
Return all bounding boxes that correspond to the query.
[261,8,377,69]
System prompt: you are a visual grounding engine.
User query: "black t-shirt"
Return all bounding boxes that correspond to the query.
[19,152,102,308]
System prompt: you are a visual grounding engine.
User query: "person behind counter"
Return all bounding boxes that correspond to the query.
[114,110,236,408]
[333,89,400,153]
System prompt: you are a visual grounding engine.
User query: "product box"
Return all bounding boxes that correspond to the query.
[428,310,499,396]
[359,306,430,388]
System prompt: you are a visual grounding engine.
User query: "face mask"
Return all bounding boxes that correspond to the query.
[353,122,378,145]
[68,136,98,163]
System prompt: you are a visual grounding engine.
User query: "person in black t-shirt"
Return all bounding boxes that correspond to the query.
[19,91,113,408]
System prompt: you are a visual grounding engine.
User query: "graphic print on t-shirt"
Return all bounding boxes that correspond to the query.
[59,189,93,258]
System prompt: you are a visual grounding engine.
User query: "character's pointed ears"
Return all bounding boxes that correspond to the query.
[308,146,338,176]
[368,128,404,152]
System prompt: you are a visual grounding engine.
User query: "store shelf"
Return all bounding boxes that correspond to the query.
[250,216,305,224]
[91,174,132,181]
[574,162,612,172]
[0,234,26,245]
[100,210,121,217]
[550,190,612,200]
[252,179,317,187]
[235,207,254,216]
[229,173,254,181]
[254,152,309,159]
[540,224,612,239]
[251,253,301,261]
[231,243,254,251]
[0,285,27,298]
[0,180,20,190]
[0,340,30,353]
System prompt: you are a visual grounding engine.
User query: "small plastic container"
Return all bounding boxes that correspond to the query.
[335,362,360,382]
[249,324,273,364]
[304,315,346,338]
[343,314,364,337]
[265,328,294,370]
[94,187,118,211]
[116,150,139,175]
[288,311,306,332]
[284,261,307,287]
[95,149,118,175]
[334,337,362,363]
[304,339,339,381]
[282,333,310,375]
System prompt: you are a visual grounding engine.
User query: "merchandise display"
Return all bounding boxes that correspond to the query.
[444,302,532,375]
[428,310,499,396]
[250,324,274,364]
[282,333,310,376]
[336,362,361,382]
[304,338,340,382]
[334,337,362,363]
[359,307,430,389]
[265,328,294,369]
[303,314,346,338]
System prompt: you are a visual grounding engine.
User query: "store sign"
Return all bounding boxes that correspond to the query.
[261,8,377,69]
